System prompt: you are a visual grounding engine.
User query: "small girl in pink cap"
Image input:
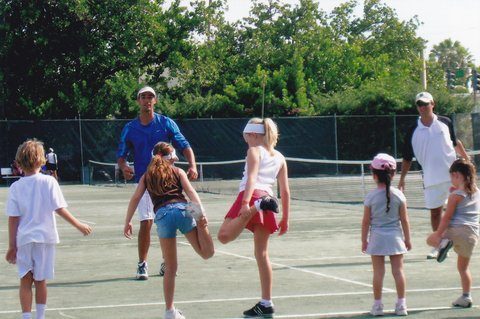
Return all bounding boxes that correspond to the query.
[361,153,412,316]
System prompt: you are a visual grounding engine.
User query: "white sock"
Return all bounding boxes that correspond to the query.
[253,198,262,212]
[165,307,175,314]
[36,304,46,319]
[22,313,32,319]
[260,299,273,307]
[397,298,406,306]
[374,299,382,306]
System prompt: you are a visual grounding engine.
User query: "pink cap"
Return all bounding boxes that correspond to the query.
[371,153,396,170]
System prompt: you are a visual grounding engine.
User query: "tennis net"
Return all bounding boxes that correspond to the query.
[89,151,480,208]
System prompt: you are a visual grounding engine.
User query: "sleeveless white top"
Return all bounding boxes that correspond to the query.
[239,146,285,195]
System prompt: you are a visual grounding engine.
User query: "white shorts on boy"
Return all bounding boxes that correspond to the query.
[17,243,55,280]
[137,188,154,221]
[424,182,450,209]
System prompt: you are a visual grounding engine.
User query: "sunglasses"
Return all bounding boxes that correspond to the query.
[416,100,430,107]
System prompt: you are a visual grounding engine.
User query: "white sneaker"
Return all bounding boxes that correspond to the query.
[165,308,185,319]
[185,202,205,221]
[452,295,473,308]
[395,303,408,316]
[427,247,438,259]
[370,303,384,316]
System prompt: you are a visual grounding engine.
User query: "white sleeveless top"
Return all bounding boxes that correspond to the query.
[239,146,285,195]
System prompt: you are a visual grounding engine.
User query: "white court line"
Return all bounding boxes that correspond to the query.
[220,305,480,319]
[190,244,381,291]
[1,288,479,314]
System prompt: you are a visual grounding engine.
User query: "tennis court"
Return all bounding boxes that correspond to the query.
[1,183,479,319]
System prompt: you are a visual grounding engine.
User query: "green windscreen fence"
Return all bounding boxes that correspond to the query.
[1,114,477,183]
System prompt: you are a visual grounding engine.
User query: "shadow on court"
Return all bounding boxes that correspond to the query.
[1,185,480,319]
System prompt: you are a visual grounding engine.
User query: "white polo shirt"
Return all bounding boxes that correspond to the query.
[404,114,456,188]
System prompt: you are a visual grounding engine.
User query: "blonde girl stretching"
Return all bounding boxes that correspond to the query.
[124,142,214,319]
[362,153,411,316]
[427,158,480,308]
[217,117,290,318]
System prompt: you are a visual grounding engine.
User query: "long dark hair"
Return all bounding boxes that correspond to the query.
[449,158,477,196]
[372,168,395,213]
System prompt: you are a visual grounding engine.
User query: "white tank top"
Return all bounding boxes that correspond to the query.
[239,146,285,195]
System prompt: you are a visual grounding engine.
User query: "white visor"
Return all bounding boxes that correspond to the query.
[162,149,179,161]
[243,123,265,134]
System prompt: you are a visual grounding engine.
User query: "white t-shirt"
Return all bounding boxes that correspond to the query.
[239,146,285,195]
[6,173,67,247]
[406,115,457,187]
[46,152,57,164]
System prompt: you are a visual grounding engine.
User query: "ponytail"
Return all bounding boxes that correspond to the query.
[248,117,279,151]
[372,168,394,213]
[145,143,177,196]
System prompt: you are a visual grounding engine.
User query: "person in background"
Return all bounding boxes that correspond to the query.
[45,148,58,180]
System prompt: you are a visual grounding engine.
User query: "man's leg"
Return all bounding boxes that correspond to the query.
[430,206,443,231]
[138,219,153,262]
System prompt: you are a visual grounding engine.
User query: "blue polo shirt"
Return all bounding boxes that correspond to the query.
[117,113,190,182]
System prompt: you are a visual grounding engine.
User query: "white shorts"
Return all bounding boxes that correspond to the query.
[424,182,450,209]
[137,188,154,221]
[17,243,55,280]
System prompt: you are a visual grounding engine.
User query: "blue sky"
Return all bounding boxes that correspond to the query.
[167,0,480,64]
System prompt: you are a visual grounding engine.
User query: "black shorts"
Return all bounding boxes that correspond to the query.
[46,163,57,171]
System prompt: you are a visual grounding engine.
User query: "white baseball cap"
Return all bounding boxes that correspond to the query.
[137,86,156,98]
[415,92,434,103]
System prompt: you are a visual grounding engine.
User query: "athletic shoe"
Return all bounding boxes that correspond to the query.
[437,239,453,263]
[243,302,274,317]
[370,303,384,316]
[164,308,185,319]
[254,196,279,214]
[395,303,408,316]
[452,295,473,308]
[426,247,438,259]
[159,262,166,277]
[136,261,148,280]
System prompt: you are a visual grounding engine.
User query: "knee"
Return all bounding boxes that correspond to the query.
[217,230,230,245]
[201,248,215,260]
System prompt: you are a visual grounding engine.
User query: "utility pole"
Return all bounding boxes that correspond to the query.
[421,50,427,90]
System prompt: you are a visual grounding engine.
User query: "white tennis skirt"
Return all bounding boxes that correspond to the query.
[366,228,408,256]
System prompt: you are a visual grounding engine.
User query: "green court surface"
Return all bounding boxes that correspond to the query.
[1,184,479,319]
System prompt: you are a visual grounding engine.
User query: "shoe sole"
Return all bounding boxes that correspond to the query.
[453,302,472,308]
[136,275,148,280]
[437,241,453,263]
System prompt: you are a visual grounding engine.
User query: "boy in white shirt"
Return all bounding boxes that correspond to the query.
[5,139,92,319]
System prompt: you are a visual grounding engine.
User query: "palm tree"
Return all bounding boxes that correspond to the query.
[429,38,474,70]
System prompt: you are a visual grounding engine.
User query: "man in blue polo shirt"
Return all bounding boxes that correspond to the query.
[399,92,469,259]
[117,86,198,280]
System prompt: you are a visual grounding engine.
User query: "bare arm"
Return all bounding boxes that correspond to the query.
[398,159,412,192]
[182,147,198,180]
[117,157,134,181]
[455,139,469,161]
[56,207,92,235]
[240,147,261,214]
[399,203,412,250]
[277,160,290,236]
[6,216,19,264]
[124,175,146,238]
[361,206,371,253]
[179,168,202,205]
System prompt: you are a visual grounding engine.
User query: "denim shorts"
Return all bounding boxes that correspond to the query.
[155,202,197,238]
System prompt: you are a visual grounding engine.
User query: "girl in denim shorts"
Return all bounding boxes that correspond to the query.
[124,142,214,319]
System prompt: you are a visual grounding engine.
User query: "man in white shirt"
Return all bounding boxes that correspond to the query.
[398,92,469,259]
